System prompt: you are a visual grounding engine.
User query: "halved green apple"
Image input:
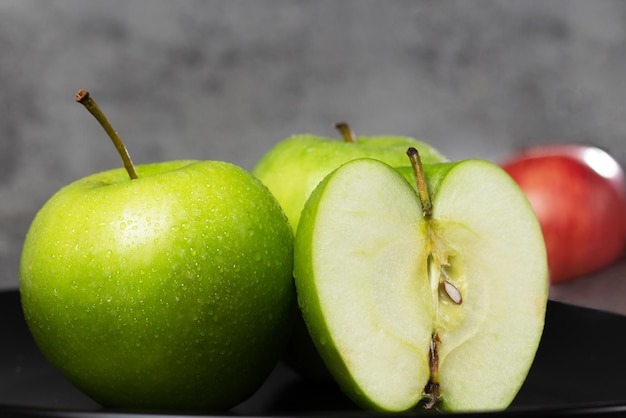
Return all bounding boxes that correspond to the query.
[293,151,548,412]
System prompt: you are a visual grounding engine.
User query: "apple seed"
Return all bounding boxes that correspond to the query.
[441,279,463,305]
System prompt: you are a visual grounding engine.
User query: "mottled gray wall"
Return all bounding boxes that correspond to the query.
[2,0,626,289]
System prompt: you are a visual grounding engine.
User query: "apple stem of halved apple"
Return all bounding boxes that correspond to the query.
[334,121,356,143]
[406,147,433,217]
[75,89,139,180]
[422,332,442,410]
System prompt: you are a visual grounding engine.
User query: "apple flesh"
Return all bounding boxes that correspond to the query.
[294,157,548,412]
[501,145,626,282]
[20,160,295,411]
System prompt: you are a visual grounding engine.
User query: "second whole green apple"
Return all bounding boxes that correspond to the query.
[253,123,447,232]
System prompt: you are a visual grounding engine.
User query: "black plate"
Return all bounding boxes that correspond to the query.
[2,289,626,417]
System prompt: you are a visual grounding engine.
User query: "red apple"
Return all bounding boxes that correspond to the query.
[501,144,626,283]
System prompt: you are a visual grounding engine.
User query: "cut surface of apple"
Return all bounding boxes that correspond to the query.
[294,157,548,412]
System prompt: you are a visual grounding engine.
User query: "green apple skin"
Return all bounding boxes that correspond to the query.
[294,158,548,412]
[252,134,447,232]
[20,160,296,411]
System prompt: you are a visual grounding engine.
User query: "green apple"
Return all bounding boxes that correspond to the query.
[252,123,447,232]
[293,150,548,412]
[19,90,296,411]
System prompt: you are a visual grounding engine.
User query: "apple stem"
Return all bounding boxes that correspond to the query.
[406,147,433,217]
[75,89,138,180]
[334,122,356,143]
[424,333,441,410]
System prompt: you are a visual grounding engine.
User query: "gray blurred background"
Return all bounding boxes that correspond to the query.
[1,0,626,290]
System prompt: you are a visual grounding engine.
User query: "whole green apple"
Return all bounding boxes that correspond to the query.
[294,150,548,412]
[19,91,296,411]
[253,123,447,231]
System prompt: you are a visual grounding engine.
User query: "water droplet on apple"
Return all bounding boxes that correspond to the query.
[119,222,127,231]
